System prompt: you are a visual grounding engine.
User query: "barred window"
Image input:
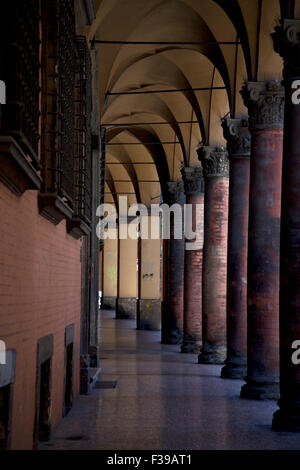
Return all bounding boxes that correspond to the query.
[73,36,92,225]
[99,128,106,208]
[0,0,40,169]
[97,128,106,250]
[39,0,77,223]
[66,36,93,238]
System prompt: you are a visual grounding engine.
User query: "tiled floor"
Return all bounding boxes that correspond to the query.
[40,310,300,450]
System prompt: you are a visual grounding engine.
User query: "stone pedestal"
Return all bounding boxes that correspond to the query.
[116,297,137,319]
[137,299,161,331]
[101,296,116,310]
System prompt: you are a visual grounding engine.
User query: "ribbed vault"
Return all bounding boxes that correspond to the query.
[83,0,287,205]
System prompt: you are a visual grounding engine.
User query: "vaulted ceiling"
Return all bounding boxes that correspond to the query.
[81,0,298,207]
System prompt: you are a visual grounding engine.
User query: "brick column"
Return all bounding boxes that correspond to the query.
[102,237,118,310]
[221,118,251,379]
[161,181,185,344]
[240,81,284,400]
[181,166,204,353]
[272,20,300,429]
[197,146,229,364]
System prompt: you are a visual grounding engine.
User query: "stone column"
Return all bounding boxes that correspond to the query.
[161,181,185,344]
[102,237,118,310]
[197,146,229,364]
[137,214,161,331]
[221,118,251,379]
[116,221,138,319]
[181,166,204,353]
[240,81,284,400]
[272,19,300,429]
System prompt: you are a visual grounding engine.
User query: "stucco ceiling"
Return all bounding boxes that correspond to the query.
[81,0,297,206]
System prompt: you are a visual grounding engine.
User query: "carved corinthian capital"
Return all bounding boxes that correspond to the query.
[221,117,251,157]
[197,145,229,178]
[181,166,205,195]
[166,180,186,205]
[240,81,284,130]
[272,19,300,79]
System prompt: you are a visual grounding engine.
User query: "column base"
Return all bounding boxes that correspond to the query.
[80,354,101,395]
[137,299,161,331]
[240,378,279,401]
[272,407,300,432]
[198,344,226,364]
[101,296,116,310]
[116,298,137,319]
[161,329,183,344]
[161,301,183,344]
[221,358,247,379]
[88,345,100,368]
[181,337,202,354]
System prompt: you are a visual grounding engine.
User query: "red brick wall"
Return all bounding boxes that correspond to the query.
[0,182,81,449]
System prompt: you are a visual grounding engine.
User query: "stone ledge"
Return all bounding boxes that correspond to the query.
[0,136,41,196]
[38,192,73,225]
[66,217,91,239]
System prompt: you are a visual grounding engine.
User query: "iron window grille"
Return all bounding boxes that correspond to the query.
[0,0,40,169]
[99,127,106,209]
[73,36,92,225]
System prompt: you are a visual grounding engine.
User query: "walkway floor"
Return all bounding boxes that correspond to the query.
[40,310,300,450]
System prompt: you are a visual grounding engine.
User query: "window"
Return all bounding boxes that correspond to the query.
[0,0,41,195]
[35,335,53,446]
[0,385,11,450]
[39,0,77,224]
[37,359,52,442]
[66,36,93,238]
[64,343,73,416]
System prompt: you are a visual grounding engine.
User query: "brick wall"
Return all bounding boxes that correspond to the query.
[0,182,81,449]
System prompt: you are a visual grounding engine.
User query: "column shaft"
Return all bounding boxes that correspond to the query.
[161,181,185,344]
[102,237,118,310]
[198,146,229,364]
[240,81,284,400]
[181,166,204,353]
[137,215,161,331]
[221,118,250,379]
[116,225,138,319]
[272,19,300,429]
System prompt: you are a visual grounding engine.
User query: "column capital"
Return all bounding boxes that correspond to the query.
[197,145,229,178]
[272,19,300,79]
[181,166,204,195]
[166,180,186,205]
[240,81,284,130]
[221,117,251,157]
